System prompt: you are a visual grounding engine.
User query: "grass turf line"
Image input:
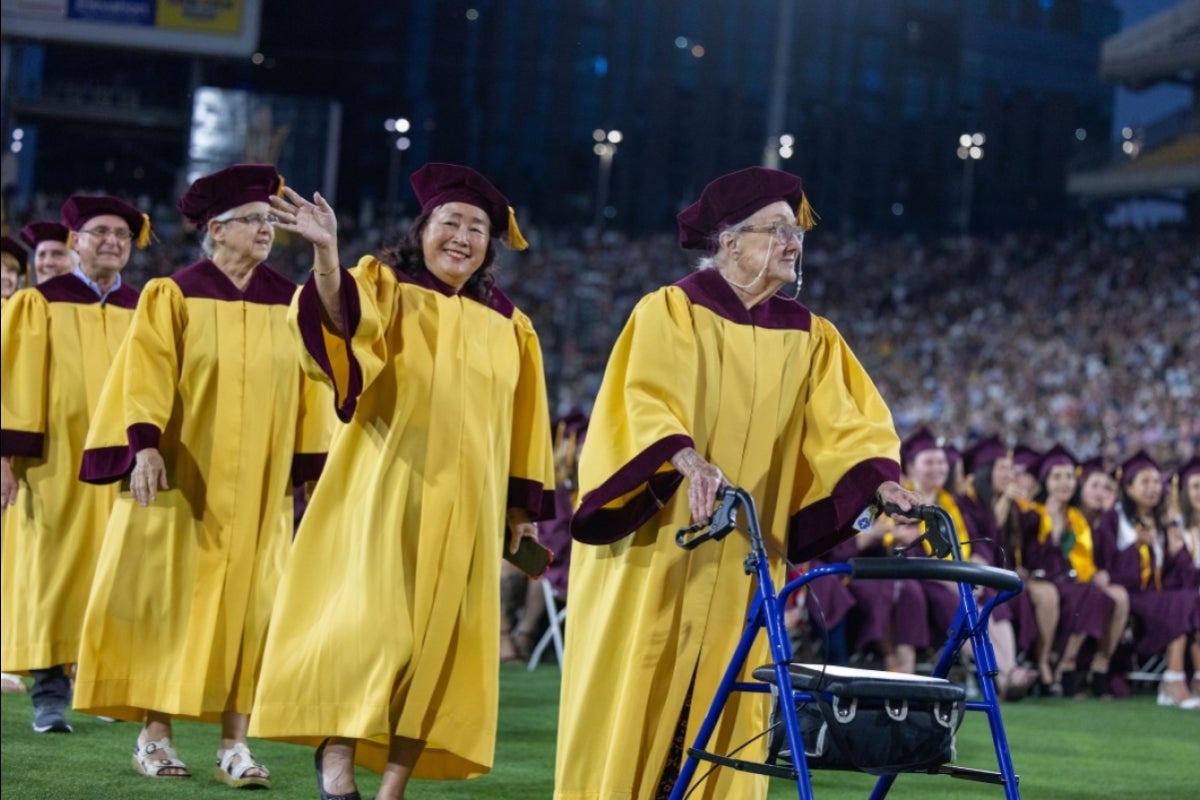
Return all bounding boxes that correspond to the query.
[2,665,1194,799]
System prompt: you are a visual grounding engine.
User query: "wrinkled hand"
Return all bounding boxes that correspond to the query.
[670,447,728,525]
[271,187,337,248]
[876,480,921,521]
[131,448,168,507]
[1,457,17,510]
[506,508,538,554]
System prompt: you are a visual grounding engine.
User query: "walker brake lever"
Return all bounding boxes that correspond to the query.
[676,486,740,549]
[884,503,957,559]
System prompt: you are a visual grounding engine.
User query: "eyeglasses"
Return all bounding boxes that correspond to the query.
[436,220,489,242]
[79,226,134,241]
[737,222,804,245]
[222,213,279,227]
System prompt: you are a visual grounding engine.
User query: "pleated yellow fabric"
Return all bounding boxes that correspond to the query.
[554,270,900,800]
[72,261,333,722]
[1,278,138,673]
[250,256,555,779]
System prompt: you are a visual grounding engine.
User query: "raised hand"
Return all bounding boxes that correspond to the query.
[270,187,337,249]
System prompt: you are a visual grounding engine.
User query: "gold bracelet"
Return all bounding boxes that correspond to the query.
[313,267,336,276]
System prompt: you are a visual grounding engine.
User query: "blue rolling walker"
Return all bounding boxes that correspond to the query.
[669,487,1023,800]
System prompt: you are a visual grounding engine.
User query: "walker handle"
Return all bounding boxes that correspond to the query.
[849,557,1022,593]
[883,503,959,559]
[676,486,742,550]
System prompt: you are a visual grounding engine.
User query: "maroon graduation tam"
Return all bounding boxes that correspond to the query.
[1176,455,1200,485]
[1035,444,1077,482]
[1078,456,1107,483]
[900,426,941,472]
[60,194,151,249]
[1,236,27,268]
[944,444,962,468]
[177,163,283,227]
[19,220,70,249]
[962,434,1008,476]
[1118,450,1160,485]
[1012,445,1041,472]
[410,162,528,250]
[676,166,816,253]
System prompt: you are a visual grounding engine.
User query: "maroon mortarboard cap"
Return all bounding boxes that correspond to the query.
[1012,445,1041,471]
[60,194,151,249]
[962,434,1008,476]
[1176,455,1200,485]
[410,162,528,250]
[944,444,962,467]
[900,426,940,472]
[1078,456,1107,483]
[177,163,282,227]
[1035,444,1077,482]
[20,220,70,249]
[676,166,814,253]
[1118,449,1160,485]
[1,236,27,268]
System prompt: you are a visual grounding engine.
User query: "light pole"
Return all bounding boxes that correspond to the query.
[593,128,621,231]
[956,132,984,237]
[385,116,412,221]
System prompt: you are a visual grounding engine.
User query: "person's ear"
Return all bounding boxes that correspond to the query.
[719,230,739,256]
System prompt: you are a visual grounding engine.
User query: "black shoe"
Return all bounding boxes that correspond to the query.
[1061,670,1082,698]
[1091,671,1113,698]
[31,706,73,734]
[315,738,361,800]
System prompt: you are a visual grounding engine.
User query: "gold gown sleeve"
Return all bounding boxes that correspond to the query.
[291,367,335,484]
[506,309,557,518]
[0,290,51,457]
[786,316,901,560]
[571,288,698,544]
[289,256,398,422]
[80,280,185,482]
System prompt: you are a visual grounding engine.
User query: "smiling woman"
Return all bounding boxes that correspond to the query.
[249,162,554,800]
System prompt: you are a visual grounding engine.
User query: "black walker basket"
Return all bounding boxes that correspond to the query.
[669,487,1023,800]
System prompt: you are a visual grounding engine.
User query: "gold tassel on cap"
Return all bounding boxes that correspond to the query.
[507,206,529,251]
[66,230,77,250]
[275,175,287,198]
[135,213,152,249]
[796,193,819,231]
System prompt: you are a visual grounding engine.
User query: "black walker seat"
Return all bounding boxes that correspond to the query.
[668,487,1023,800]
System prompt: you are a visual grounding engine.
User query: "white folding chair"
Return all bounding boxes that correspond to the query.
[528,577,567,670]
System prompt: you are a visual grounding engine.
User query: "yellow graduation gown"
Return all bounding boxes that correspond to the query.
[250,257,555,779]
[71,260,332,721]
[1,276,138,672]
[554,270,901,800]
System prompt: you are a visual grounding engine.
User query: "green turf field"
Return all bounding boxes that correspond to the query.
[2,664,1195,799]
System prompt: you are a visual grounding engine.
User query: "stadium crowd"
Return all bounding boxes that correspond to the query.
[8,189,1198,471]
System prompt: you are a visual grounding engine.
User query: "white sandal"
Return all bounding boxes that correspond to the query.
[214,741,271,789]
[1156,671,1200,710]
[132,736,192,778]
